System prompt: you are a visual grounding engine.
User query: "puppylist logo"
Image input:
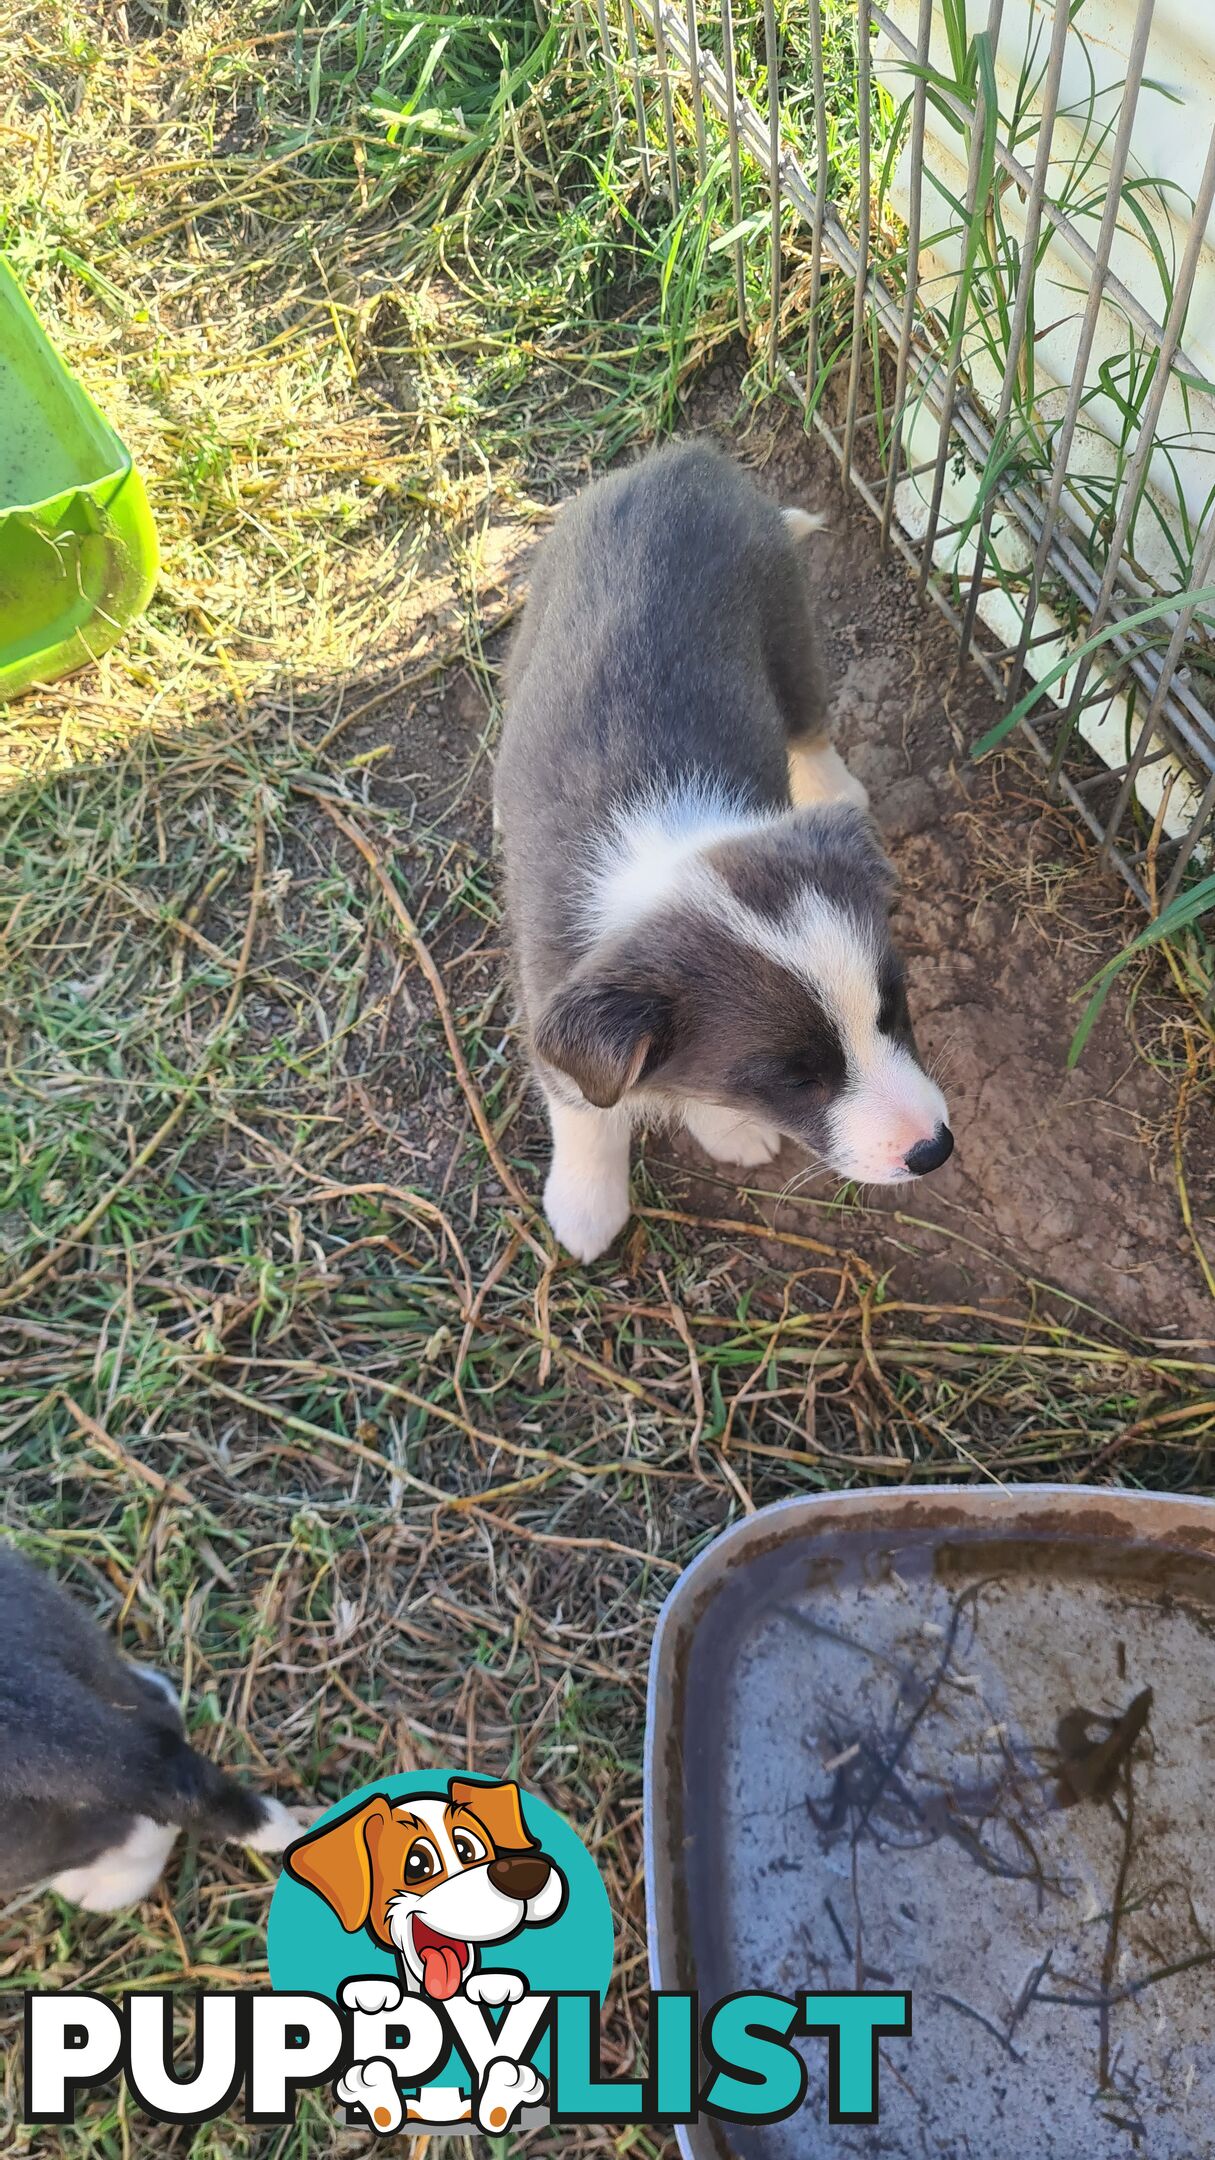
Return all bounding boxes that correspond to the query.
[23,1772,910,2135]
[272,1772,598,2134]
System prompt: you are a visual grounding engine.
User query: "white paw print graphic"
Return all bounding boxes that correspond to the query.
[340,1977,404,2016]
[463,1970,526,2009]
[335,2059,403,2135]
[477,2056,546,2134]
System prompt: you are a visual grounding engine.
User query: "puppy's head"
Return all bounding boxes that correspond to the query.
[536,807,951,1185]
[286,1779,566,2000]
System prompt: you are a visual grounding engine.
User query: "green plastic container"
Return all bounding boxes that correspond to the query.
[0,258,158,701]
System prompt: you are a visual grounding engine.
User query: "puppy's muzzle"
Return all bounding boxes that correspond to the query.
[488,1851,552,1900]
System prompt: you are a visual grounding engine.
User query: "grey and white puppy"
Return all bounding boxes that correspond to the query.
[495,441,952,1262]
[0,1542,300,1911]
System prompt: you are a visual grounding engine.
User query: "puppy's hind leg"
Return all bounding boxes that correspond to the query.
[768,506,866,811]
[788,732,869,814]
[543,1094,631,1263]
[51,1816,180,1913]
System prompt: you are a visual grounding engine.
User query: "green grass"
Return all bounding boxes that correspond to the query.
[2,5,1215,2157]
[0,0,737,786]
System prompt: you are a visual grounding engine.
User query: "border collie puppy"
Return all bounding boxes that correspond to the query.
[495,441,952,1263]
[0,1542,302,1911]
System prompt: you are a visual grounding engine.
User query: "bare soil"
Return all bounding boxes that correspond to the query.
[749,398,1214,1342]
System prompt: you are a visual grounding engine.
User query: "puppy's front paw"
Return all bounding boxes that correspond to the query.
[714,1119,781,1168]
[464,1969,526,2009]
[335,2059,403,2133]
[477,2056,546,2134]
[340,1976,404,2016]
[684,1102,782,1168]
[543,1163,630,1262]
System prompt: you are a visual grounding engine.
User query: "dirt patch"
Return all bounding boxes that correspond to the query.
[393,384,1213,1343]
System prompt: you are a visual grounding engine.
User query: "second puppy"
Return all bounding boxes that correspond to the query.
[0,1542,303,1911]
[496,441,952,1262]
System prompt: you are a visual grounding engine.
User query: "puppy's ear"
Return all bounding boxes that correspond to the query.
[449,1777,536,1856]
[285,1794,393,1930]
[533,981,673,1108]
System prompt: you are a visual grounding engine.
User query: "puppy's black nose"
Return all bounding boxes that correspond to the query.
[904,1124,954,1176]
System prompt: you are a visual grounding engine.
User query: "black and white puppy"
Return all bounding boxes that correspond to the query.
[495,441,952,1262]
[0,1542,301,1911]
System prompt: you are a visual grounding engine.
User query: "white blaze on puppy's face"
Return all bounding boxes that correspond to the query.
[826,1036,949,1184]
[769,891,950,1185]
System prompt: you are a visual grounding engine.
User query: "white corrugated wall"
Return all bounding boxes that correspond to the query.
[879,0,1215,835]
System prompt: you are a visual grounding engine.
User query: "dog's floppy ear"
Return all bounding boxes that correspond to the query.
[533,981,673,1108]
[448,1777,537,1855]
[285,1794,394,1930]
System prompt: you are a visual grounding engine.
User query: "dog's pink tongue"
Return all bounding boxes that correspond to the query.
[421,1943,464,2001]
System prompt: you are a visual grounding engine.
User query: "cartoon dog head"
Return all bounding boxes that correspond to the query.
[285,1779,567,2000]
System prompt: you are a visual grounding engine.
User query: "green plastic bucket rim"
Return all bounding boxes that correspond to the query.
[0,254,135,516]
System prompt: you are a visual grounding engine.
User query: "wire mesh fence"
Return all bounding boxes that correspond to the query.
[589,0,1215,925]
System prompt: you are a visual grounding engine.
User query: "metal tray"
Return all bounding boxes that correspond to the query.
[645,1485,1215,2159]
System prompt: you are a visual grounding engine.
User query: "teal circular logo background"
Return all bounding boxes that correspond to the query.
[267,1771,614,2004]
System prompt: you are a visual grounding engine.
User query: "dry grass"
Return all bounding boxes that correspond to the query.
[3,5,1215,2159]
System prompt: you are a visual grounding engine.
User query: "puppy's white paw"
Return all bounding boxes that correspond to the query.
[683,1102,782,1168]
[833,769,870,814]
[477,2056,546,2134]
[243,1796,311,1852]
[336,2059,403,2133]
[52,1816,178,1912]
[543,1163,630,1263]
[712,1119,782,1169]
[789,740,869,814]
[464,1969,526,2009]
[341,1976,405,2016]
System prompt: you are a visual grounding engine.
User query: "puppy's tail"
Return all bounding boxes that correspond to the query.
[782,505,829,541]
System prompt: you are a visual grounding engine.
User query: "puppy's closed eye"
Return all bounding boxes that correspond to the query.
[786,1058,831,1090]
[734,1048,840,1099]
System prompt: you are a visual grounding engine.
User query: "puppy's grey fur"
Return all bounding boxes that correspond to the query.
[496,441,951,1261]
[0,1543,299,1908]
